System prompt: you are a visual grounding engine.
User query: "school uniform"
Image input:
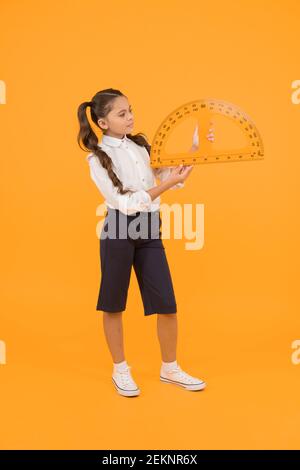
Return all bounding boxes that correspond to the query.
[86,133,184,316]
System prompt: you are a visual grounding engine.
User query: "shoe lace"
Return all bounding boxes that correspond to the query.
[116,366,134,386]
[167,365,199,384]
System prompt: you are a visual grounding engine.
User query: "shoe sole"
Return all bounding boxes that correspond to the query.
[112,377,140,397]
[160,376,206,391]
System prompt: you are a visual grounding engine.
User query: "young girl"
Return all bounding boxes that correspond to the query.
[77,88,209,397]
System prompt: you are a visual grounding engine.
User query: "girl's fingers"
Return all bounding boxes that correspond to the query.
[207,127,215,142]
[192,124,199,147]
[207,122,215,142]
[182,165,194,173]
[193,125,216,145]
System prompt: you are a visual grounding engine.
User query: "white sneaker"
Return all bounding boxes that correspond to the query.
[160,364,206,391]
[112,365,140,397]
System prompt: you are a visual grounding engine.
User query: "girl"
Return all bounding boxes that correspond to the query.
[77,88,210,397]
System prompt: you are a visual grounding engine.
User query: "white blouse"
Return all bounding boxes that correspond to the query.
[86,133,184,215]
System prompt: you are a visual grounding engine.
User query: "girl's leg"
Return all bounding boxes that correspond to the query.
[156,313,177,362]
[102,311,125,363]
[157,313,206,390]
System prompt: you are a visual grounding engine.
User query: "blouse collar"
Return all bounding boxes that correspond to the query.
[100,133,130,149]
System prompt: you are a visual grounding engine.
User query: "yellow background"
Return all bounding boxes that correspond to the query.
[1,0,300,450]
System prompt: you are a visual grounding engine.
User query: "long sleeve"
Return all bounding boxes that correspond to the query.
[87,155,152,215]
[153,167,185,190]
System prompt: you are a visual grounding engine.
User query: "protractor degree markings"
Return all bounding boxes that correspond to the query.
[151,99,264,166]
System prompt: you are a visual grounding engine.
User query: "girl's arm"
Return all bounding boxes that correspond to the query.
[153,167,185,189]
[146,142,200,190]
[146,165,193,202]
[87,155,153,215]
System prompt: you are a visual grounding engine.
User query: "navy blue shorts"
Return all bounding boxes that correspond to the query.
[96,207,177,316]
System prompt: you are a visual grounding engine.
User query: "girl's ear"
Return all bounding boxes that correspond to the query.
[98,118,106,130]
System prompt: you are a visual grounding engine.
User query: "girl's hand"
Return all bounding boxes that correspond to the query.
[206,122,215,142]
[165,123,215,186]
[190,123,215,152]
[168,164,194,185]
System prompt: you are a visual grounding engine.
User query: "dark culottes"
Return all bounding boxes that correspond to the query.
[96,207,177,316]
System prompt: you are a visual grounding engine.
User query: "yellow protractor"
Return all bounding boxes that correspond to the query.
[150,98,264,167]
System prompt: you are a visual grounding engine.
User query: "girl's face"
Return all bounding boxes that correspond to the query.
[98,96,134,138]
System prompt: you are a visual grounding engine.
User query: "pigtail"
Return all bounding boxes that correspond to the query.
[127,132,151,156]
[77,100,130,195]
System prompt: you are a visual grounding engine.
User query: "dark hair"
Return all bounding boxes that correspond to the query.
[77,88,151,195]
